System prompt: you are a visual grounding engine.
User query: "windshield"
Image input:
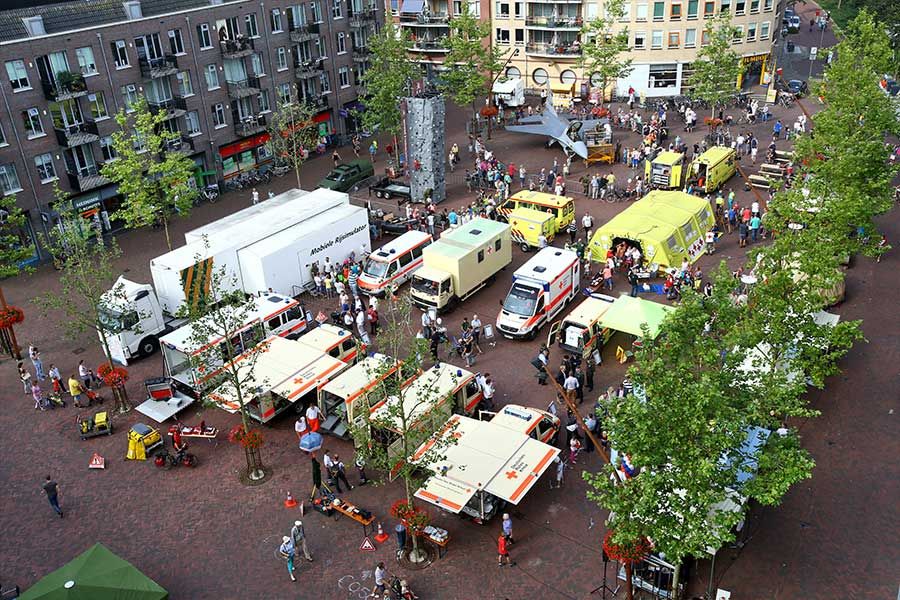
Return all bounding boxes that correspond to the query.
[98,307,123,331]
[325,170,344,181]
[412,275,440,294]
[503,283,539,316]
[363,258,389,278]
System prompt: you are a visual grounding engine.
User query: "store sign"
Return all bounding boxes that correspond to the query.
[219,133,270,159]
[742,53,768,64]
[72,192,101,211]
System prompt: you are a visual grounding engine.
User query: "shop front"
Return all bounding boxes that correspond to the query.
[340,101,365,135]
[60,184,124,235]
[219,133,273,179]
[739,53,771,88]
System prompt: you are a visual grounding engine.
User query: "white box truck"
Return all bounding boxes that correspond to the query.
[492,77,526,107]
[410,218,512,312]
[495,247,580,340]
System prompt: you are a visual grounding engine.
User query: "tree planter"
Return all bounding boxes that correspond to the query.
[229,425,272,485]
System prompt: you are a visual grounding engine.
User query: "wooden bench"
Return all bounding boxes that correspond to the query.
[331,500,376,536]
[773,150,794,164]
[748,174,772,189]
[759,163,785,178]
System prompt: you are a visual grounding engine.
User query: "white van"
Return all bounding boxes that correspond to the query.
[358,230,433,297]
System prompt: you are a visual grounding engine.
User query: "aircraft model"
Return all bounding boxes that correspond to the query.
[505,99,609,159]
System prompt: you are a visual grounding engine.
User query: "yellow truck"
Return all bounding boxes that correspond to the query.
[410,218,512,312]
[508,207,558,251]
[688,146,737,194]
[646,151,687,189]
[497,190,575,231]
[547,294,616,362]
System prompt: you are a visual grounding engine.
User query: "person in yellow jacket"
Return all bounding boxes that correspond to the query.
[68,374,85,408]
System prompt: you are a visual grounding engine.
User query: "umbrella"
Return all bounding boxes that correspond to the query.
[299,431,324,453]
[20,543,167,600]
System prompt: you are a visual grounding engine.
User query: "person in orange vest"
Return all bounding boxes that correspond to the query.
[497,532,515,567]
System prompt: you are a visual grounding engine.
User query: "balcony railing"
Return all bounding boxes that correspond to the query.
[524,16,583,28]
[40,73,88,102]
[233,112,268,138]
[65,164,108,193]
[295,58,325,79]
[220,36,255,59]
[409,38,449,52]
[349,9,377,27]
[138,55,179,79]
[225,75,261,99]
[525,42,582,57]
[147,96,188,117]
[399,13,449,24]
[289,22,321,43]
[352,46,371,63]
[161,133,195,155]
[302,96,329,111]
[54,119,99,148]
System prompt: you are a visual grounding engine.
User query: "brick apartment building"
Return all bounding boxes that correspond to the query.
[0,0,380,260]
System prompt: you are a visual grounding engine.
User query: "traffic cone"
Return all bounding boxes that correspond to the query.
[284,491,298,508]
[374,522,389,543]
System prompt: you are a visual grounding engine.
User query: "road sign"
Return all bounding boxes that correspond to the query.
[810,46,818,60]
[359,537,376,552]
[89,453,105,469]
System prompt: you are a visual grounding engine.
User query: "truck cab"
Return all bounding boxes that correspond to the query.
[359,230,432,296]
[318,160,375,192]
[497,190,575,231]
[547,294,615,362]
[297,324,362,364]
[646,151,686,189]
[508,207,557,251]
[410,266,453,310]
[688,146,736,194]
[99,277,168,365]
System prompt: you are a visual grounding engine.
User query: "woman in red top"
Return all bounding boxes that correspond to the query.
[497,533,514,566]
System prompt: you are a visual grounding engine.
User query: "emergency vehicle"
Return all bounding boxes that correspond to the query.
[358,230,432,296]
[547,295,616,362]
[496,247,580,339]
[497,190,575,232]
[297,324,361,364]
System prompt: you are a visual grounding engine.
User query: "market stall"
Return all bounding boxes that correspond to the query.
[596,295,676,340]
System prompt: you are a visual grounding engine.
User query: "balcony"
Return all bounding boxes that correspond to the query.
[147,96,188,119]
[40,72,88,102]
[524,16,583,29]
[289,22,321,43]
[295,58,325,79]
[302,96,329,112]
[349,9,377,28]
[352,46,371,63]
[54,120,99,148]
[138,55,178,79]
[220,36,255,59]
[65,164,108,193]
[161,133,195,155]
[399,13,449,26]
[232,112,268,138]
[226,75,261,99]
[409,38,449,52]
[525,42,582,58]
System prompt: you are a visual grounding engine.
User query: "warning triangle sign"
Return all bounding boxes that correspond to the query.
[359,536,376,552]
[89,453,105,469]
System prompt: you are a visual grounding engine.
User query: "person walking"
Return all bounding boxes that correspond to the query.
[18,361,32,394]
[471,314,483,353]
[370,562,387,598]
[550,455,565,489]
[497,533,514,567]
[68,373,86,407]
[278,535,297,581]
[481,375,495,409]
[291,520,314,562]
[251,188,260,206]
[366,305,379,335]
[32,381,47,411]
[535,347,549,385]
[42,475,63,518]
[502,513,514,545]
[332,149,342,167]
[355,453,369,485]
[28,345,45,381]
[749,213,761,243]
[563,370,580,405]
[628,268,640,297]
[333,453,354,491]
[309,452,325,500]
[78,360,91,390]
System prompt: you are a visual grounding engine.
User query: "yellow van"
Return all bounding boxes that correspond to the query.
[688,146,737,193]
[508,207,558,251]
[498,190,575,231]
[547,295,616,362]
[646,151,687,189]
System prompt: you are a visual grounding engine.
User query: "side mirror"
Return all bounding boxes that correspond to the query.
[498,299,503,307]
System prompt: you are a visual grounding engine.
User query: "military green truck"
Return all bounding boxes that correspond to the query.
[318,160,375,192]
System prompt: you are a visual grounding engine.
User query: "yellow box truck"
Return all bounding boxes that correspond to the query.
[410,218,512,312]
[646,151,687,189]
[688,146,737,193]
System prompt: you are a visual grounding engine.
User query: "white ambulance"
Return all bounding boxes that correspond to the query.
[358,230,432,296]
[496,247,580,340]
[297,323,361,365]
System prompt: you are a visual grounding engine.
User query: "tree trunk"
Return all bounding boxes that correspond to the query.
[163,217,172,251]
[671,560,681,599]
[404,477,426,563]
[294,161,302,190]
[0,286,21,359]
[97,325,130,413]
[245,445,266,481]
[625,563,634,600]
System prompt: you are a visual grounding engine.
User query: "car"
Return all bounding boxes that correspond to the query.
[317,159,375,192]
[782,7,796,25]
[787,14,801,32]
[787,79,809,96]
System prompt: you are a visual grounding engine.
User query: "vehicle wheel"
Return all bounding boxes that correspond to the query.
[184,453,198,468]
[385,192,392,199]
[375,191,382,198]
[139,336,159,357]
[526,328,537,341]
[520,243,530,252]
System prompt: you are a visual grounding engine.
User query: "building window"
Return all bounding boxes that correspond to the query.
[277,47,288,70]
[167,29,185,55]
[734,0,745,14]
[88,91,108,119]
[132,128,147,152]
[668,31,680,47]
[746,22,757,40]
[649,64,677,89]
[205,64,220,90]
[258,89,271,112]
[243,14,258,38]
[251,53,265,76]
[687,0,698,18]
[320,72,331,93]
[532,68,548,86]
[22,107,44,137]
[763,0,772,10]
[198,23,213,49]
[271,8,284,32]
[506,66,521,78]
[685,28,697,47]
[121,84,139,110]
[5,60,30,91]
[332,0,342,19]
[0,122,6,146]
[515,29,524,44]
[311,0,324,23]
[750,0,759,12]
[635,2,648,21]
[337,32,346,54]
[703,1,714,16]
[212,103,226,127]
[671,3,682,19]
[496,28,510,44]
[277,82,291,105]
[560,69,577,84]
[0,164,22,195]
[633,31,647,49]
[701,29,710,45]
[760,21,770,39]
[75,47,97,75]
[100,136,117,160]
[514,2,523,18]
[338,66,350,88]
[733,24,743,42]
[652,1,664,20]
[496,2,510,17]
[185,111,201,135]
[176,71,193,96]
[34,153,56,182]
[619,2,632,20]
[651,30,663,49]
[111,39,129,68]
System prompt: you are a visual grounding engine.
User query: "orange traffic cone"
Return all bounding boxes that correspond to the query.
[284,491,298,508]
[374,522,389,543]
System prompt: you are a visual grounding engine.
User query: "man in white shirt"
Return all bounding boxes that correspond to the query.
[563,372,579,404]
[581,213,593,235]
[538,233,548,249]
[294,416,308,443]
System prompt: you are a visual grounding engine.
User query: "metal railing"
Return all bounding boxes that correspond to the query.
[138,55,179,79]
[289,22,320,42]
[225,75,262,98]
[524,16,583,27]
[220,36,255,58]
[53,119,99,147]
[40,73,88,102]
[232,112,268,137]
[525,42,582,56]
[147,96,188,115]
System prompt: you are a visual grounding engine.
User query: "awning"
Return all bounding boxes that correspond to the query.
[219,133,270,159]
[484,440,558,504]
[400,0,425,13]
[597,295,676,339]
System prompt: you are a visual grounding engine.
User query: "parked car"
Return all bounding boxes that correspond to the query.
[787,14,801,32]
[787,79,809,96]
[318,160,375,192]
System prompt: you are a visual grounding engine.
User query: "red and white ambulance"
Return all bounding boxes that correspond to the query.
[358,230,432,296]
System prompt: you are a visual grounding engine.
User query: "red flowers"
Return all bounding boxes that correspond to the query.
[228,424,264,449]
[480,105,499,118]
[603,529,652,564]
[390,499,430,531]
[0,305,25,329]
[97,363,129,388]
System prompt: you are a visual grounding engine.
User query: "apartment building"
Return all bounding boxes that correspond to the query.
[0,0,380,260]
[495,0,782,99]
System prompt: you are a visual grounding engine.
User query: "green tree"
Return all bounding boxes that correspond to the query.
[101,96,198,251]
[685,13,744,119]
[350,294,459,563]
[267,97,320,190]
[0,195,34,358]
[440,4,503,113]
[578,0,633,102]
[360,15,420,138]
[35,189,130,413]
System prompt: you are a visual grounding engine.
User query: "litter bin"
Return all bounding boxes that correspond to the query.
[395,523,407,552]
[786,40,795,52]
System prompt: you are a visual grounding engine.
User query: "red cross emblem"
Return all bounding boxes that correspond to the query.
[505,470,518,480]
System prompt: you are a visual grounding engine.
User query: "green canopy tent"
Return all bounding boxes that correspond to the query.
[596,295,675,339]
[20,543,167,600]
